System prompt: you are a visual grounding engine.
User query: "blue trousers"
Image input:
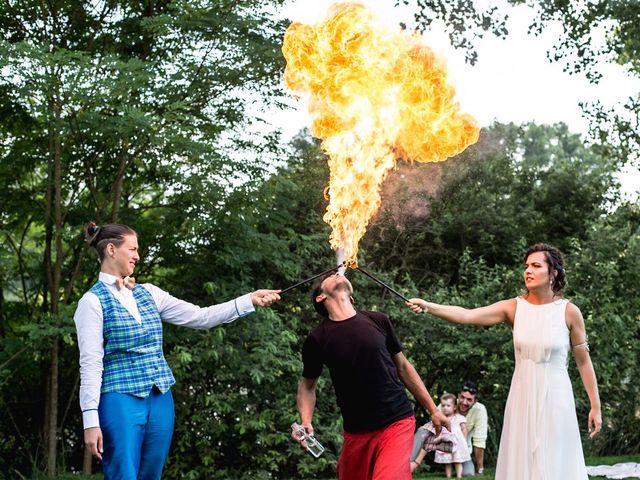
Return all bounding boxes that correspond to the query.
[99,387,174,480]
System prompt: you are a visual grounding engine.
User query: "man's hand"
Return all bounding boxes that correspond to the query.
[430,410,450,435]
[251,289,281,307]
[291,423,314,449]
[84,426,103,460]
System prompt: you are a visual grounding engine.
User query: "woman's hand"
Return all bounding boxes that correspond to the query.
[406,298,428,314]
[84,426,103,460]
[588,407,602,438]
[251,289,281,307]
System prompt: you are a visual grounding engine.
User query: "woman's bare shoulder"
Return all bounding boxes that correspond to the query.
[564,301,585,327]
[498,297,517,326]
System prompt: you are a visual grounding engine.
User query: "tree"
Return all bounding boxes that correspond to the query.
[1,1,637,475]
[0,0,286,475]
[168,121,635,475]
[365,122,619,287]
[158,132,338,479]
[402,0,640,165]
[568,202,640,455]
[360,121,636,460]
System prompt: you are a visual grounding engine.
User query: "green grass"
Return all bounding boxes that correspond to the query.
[585,454,640,480]
[413,455,640,479]
[586,454,640,464]
[413,466,494,479]
[33,475,102,480]
[41,454,640,479]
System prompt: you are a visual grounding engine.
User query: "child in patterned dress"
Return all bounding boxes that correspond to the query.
[435,393,471,479]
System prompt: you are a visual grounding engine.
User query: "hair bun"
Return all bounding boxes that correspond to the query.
[86,222,102,247]
[87,222,100,236]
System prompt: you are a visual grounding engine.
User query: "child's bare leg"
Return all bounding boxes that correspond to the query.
[445,463,452,479]
[454,462,462,478]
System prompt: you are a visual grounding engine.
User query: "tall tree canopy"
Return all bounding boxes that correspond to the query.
[402,0,640,164]
[0,1,638,478]
[0,0,287,475]
[161,122,638,478]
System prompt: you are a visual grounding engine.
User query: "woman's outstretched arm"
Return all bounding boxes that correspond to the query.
[406,298,516,327]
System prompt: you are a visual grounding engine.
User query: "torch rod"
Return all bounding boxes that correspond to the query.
[355,266,411,303]
[280,264,344,294]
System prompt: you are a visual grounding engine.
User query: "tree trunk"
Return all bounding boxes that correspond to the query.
[47,337,60,476]
[44,77,63,477]
[83,449,93,475]
[42,117,54,475]
[110,142,128,223]
[0,283,4,338]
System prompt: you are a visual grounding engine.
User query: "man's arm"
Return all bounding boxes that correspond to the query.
[295,377,319,441]
[471,404,488,447]
[469,403,488,472]
[393,352,450,431]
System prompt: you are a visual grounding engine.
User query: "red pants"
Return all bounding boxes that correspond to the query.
[337,416,415,480]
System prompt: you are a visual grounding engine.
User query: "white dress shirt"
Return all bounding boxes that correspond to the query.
[74,272,255,429]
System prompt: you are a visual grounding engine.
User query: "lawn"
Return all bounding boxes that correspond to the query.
[413,466,494,479]
[412,454,640,479]
[41,454,640,479]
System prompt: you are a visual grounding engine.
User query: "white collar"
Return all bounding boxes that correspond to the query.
[99,271,121,286]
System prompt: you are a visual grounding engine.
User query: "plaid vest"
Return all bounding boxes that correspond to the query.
[91,281,176,397]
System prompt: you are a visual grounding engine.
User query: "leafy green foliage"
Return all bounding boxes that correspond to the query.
[366,122,618,287]
[156,122,637,477]
[1,0,638,476]
[0,0,288,476]
[404,0,640,166]
[398,0,508,65]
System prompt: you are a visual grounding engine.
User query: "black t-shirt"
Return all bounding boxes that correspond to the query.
[302,310,414,432]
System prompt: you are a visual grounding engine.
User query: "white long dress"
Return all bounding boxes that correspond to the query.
[495,297,588,480]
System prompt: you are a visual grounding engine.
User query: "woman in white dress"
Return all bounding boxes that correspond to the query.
[406,243,602,479]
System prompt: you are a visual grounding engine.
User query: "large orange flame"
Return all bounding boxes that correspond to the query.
[282,2,480,267]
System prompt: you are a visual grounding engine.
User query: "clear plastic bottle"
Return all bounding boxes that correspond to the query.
[291,423,325,458]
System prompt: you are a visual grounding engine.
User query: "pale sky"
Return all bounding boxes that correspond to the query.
[276,0,640,197]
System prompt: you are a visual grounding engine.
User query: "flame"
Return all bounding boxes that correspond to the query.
[282,2,480,267]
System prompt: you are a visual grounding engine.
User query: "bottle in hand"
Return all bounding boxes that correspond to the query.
[291,423,325,458]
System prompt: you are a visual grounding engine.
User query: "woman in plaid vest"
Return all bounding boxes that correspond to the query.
[74,222,280,479]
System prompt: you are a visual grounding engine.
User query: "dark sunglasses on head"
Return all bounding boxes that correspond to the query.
[462,386,477,394]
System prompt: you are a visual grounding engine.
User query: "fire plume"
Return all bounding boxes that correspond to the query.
[282,3,480,267]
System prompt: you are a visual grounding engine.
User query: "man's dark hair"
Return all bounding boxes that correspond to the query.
[311,279,330,319]
[461,381,478,398]
[311,271,352,319]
